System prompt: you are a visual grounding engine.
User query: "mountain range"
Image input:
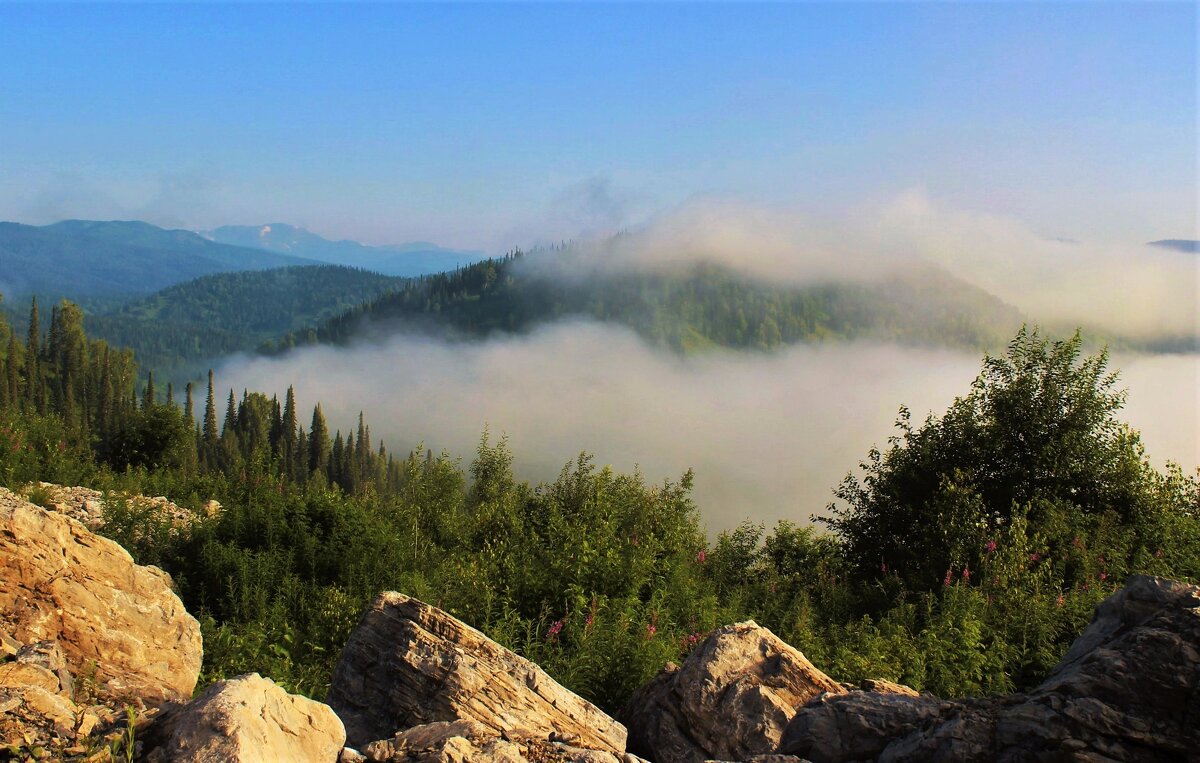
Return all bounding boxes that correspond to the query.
[0,219,485,300]
[202,223,485,277]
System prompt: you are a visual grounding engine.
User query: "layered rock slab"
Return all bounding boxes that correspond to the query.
[780,575,1200,762]
[621,621,844,763]
[0,488,202,703]
[145,673,346,763]
[327,592,627,754]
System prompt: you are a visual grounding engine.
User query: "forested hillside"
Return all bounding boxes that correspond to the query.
[79,265,404,378]
[0,297,1194,713]
[300,250,1024,354]
[0,220,317,298]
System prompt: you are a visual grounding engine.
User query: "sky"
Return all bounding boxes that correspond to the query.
[0,2,1195,251]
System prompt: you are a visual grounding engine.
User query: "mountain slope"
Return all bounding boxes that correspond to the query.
[204,223,486,277]
[0,220,319,298]
[301,251,1025,354]
[82,265,403,379]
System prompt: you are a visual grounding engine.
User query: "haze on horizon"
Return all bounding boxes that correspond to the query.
[0,2,1195,251]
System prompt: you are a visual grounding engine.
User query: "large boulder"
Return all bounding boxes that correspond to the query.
[621,621,845,763]
[0,489,202,703]
[780,575,1200,762]
[326,592,627,754]
[145,673,346,763]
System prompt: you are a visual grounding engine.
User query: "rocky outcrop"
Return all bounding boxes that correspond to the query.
[327,592,627,754]
[0,627,136,760]
[621,622,845,763]
[353,718,650,763]
[0,488,203,703]
[144,673,346,763]
[18,481,211,534]
[780,575,1200,762]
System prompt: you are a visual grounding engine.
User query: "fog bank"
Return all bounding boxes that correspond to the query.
[220,323,1198,533]
[525,193,1198,343]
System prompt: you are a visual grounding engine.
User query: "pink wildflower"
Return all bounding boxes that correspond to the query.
[696,550,707,564]
[985,539,997,554]
[547,619,564,639]
[943,568,953,587]
[961,567,970,582]
[1056,594,1065,607]
[1155,549,1164,559]
[1029,552,1040,563]
[646,623,657,639]
[1099,571,1107,581]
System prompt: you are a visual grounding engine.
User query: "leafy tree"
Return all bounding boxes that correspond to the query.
[826,327,1161,590]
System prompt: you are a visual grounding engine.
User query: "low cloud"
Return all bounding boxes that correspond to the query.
[219,322,1198,534]
[521,192,1198,344]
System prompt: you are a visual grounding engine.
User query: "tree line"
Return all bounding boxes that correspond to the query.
[1,294,1195,712]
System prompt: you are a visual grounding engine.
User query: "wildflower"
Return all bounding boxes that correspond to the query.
[769,583,777,594]
[547,619,564,639]
[880,561,888,573]
[696,550,707,564]
[985,539,997,554]
[1029,552,1040,563]
[1155,549,1164,559]
[943,568,953,587]
[585,613,594,628]
[1056,594,1065,607]
[1099,571,1107,581]
[646,623,657,639]
[961,567,970,582]
[1072,537,1083,549]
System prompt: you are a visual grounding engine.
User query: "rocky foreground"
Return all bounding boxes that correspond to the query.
[2,487,1197,762]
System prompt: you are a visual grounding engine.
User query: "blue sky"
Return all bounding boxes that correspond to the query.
[0,2,1194,250]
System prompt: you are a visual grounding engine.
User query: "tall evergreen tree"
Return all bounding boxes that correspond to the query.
[25,297,40,412]
[309,404,331,476]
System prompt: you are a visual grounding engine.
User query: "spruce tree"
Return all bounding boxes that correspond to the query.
[309,404,331,476]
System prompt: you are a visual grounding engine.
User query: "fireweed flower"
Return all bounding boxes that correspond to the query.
[943,568,953,587]
[985,539,997,554]
[696,550,707,564]
[961,567,970,582]
[646,623,657,639]
[547,620,564,639]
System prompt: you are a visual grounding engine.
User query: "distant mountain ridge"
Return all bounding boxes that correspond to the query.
[0,219,319,298]
[202,223,486,277]
[1147,239,1199,253]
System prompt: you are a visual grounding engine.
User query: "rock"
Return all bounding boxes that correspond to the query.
[780,575,1200,762]
[20,482,106,529]
[13,641,75,697]
[0,626,22,658]
[144,672,346,763]
[0,489,203,703]
[327,592,626,754]
[860,679,919,697]
[622,622,844,763]
[358,719,641,763]
[0,684,80,747]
